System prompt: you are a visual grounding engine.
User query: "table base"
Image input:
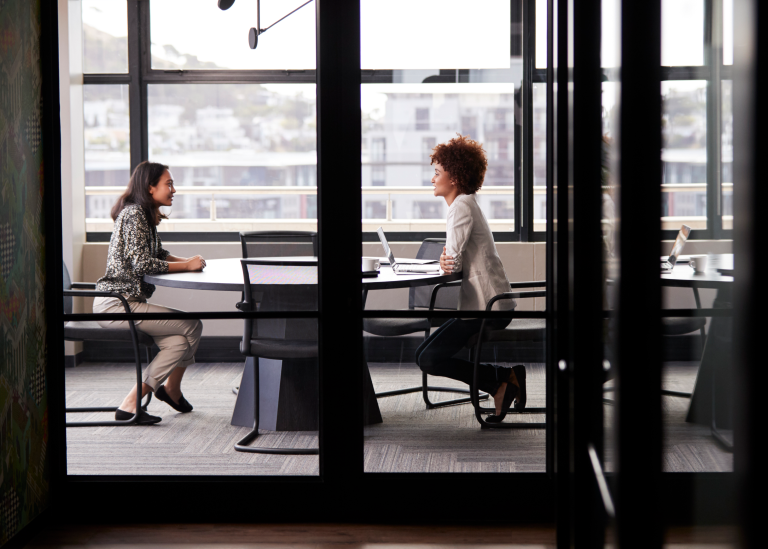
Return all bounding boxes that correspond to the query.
[231,357,383,430]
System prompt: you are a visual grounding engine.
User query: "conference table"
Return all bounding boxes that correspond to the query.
[660,254,734,447]
[145,257,461,431]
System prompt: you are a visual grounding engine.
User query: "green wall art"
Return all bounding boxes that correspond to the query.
[0,0,50,544]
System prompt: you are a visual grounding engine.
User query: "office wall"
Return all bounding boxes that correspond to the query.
[0,0,51,544]
[80,239,733,336]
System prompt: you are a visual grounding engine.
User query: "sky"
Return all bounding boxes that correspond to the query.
[82,0,734,111]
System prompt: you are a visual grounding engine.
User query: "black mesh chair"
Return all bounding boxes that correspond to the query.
[603,287,707,404]
[432,280,548,429]
[239,230,318,259]
[62,262,152,427]
[233,259,319,455]
[233,231,318,396]
[363,238,491,408]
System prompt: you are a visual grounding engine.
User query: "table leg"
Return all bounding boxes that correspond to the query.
[231,355,383,428]
[363,356,383,425]
[231,357,319,430]
[686,288,733,433]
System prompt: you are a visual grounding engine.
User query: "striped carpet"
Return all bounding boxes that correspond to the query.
[64,361,731,475]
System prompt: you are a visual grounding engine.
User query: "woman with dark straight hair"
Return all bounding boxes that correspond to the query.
[94,161,205,424]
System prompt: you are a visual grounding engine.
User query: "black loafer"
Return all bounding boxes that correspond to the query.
[155,385,193,413]
[512,364,527,411]
[115,409,162,425]
[485,380,520,423]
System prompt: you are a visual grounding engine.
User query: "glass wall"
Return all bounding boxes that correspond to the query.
[360,0,546,474]
[66,0,319,477]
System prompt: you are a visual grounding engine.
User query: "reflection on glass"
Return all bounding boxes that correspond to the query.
[142,83,316,223]
[82,0,128,74]
[721,80,733,229]
[361,84,515,232]
[150,0,315,70]
[533,83,547,231]
[661,0,704,66]
[661,81,708,229]
[83,85,130,218]
[723,0,733,65]
[535,0,548,68]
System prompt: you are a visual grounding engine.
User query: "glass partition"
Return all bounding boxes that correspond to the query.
[66,1,320,477]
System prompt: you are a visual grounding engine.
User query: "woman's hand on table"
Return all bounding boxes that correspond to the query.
[185,255,206,271]
[440,246,454,273]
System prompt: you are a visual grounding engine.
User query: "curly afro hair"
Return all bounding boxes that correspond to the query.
[430,133,488,195]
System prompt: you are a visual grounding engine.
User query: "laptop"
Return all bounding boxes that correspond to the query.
[377,227,442,275]
[661,224,692,272]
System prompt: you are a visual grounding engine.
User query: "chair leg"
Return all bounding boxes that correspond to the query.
[234,358,318,455]
[470,326,545,429]
[373,328,490,407]
[66,324,146,427]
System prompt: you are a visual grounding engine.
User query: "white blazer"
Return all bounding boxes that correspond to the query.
[445,193,515,312]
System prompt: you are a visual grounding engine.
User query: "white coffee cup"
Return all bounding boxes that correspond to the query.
[689,254,709,273]
[362,257,381,272]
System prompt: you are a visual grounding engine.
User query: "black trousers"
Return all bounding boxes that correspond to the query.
[415,317,512,395]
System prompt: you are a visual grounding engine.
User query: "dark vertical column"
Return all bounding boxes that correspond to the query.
[617,0,663,547]
[128,0,148,170]
[732,2,764,547]
[315,0,363,497]
[551,0,574,546]
[570,0,606,546]
[706,0,723,239]
[521,0,536,241]
[40,0,66,498]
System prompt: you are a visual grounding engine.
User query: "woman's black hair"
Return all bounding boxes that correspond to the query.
[111,161,170,226]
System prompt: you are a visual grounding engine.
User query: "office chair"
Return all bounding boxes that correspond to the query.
[233,259,319,455]
[430,281,548,429]
[363,238,491,408]
[62,262,152,427]
[239,230,317,259]
[233,231,318,396]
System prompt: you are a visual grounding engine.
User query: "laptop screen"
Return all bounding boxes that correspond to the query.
[377,227,397,266]
[667,224,692,267]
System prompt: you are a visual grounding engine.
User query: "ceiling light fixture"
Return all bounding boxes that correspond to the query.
[218,0,314,50]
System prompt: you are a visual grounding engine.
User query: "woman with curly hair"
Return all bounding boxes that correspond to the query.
[414,134,526,423]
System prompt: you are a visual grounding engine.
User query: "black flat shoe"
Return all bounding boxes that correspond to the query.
[155,385,193,413]
[115,409,162,425]
[512,364,527,411]
[485,380,520,423]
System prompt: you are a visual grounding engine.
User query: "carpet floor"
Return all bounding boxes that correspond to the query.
[63,361,731,475]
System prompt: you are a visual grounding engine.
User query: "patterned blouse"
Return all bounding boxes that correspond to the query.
[96,204,170,298]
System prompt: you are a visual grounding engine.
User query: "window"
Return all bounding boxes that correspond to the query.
[415,108,430,131]
[371,138,386,162]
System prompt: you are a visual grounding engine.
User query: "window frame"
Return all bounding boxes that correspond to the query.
[83,0,532,243]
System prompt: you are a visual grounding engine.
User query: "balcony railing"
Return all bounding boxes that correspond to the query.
[84,182,731,233]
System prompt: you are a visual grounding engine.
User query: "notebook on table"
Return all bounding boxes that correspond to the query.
[377,227,441,275]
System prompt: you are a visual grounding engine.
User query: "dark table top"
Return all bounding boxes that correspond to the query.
[144,257,461,292]
[660,254,733,290]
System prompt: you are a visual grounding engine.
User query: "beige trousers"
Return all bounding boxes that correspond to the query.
[93,296,203,390]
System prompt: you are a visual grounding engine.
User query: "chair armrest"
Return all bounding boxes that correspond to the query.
[486,290,546,311]
[62,290,132,314]
[429,280,462,311]
[509,280,546,289]
[70,282,97,289]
